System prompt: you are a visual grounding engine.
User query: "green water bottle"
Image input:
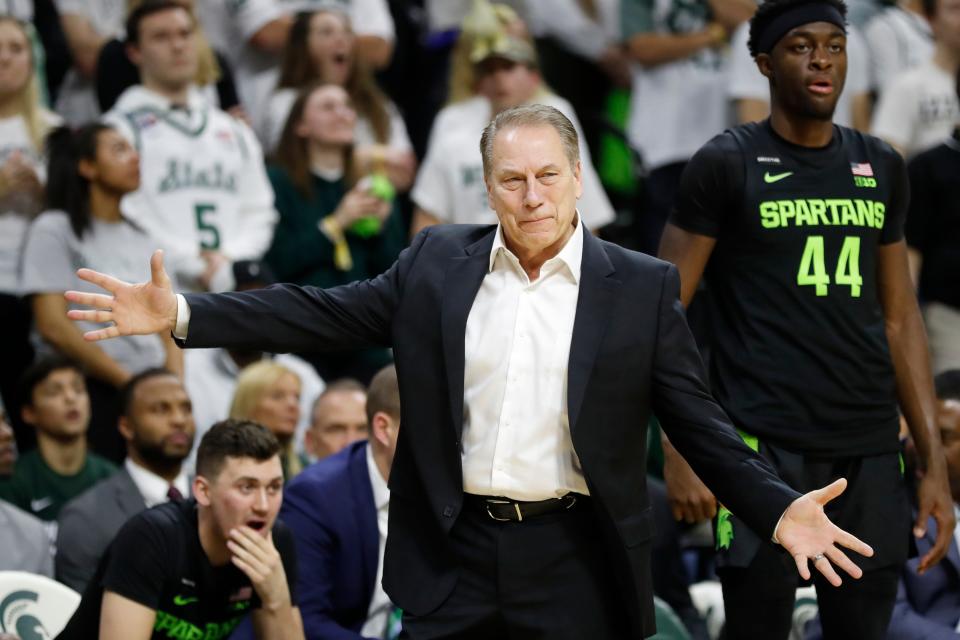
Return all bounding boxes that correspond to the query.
[350,173,395,238]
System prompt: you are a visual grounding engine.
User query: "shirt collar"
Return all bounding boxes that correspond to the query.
[125,457,190,508]
[365,443,390,511]
[488,210,584,283]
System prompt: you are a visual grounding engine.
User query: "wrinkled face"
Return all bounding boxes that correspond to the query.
[22,368,91,439]
[296,84,356,146]
[306,389,367,459]
[762,21,847,121]
[939,399,960,501]
[131,7,197,91]
[0,20,30,98]
[308,11,354,86]
[485,124,581,263]
[249,373,301,440]
[81,128,141,194]
[199,455,284,540]
[475,57,540,113]
[931,0,960,52]
[124,375,195,466]
[0,411,15,477]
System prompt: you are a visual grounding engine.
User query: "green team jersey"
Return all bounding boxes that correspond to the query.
[0,449,117,520]
[670,120,908,456]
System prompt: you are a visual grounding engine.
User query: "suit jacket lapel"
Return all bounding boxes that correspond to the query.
[441,230,495,438]
[116,469,148,516]
[350,443,380,594]
[567,230,620,433]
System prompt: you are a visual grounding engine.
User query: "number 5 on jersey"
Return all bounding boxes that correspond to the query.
[195,203,221,250]
[797,235,863,297]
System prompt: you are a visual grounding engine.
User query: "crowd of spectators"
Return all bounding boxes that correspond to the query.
[0,0,958,637]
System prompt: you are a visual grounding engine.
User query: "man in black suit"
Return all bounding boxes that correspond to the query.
[66,104,873,638]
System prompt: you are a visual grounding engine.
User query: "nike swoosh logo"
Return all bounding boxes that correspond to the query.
[30,497,53,512]
[173,595,199,606]
[764,171,794,183]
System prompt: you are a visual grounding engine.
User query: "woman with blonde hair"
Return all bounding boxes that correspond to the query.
[261,7,415,189]
[230,360,305,480]
[0,16,60,434]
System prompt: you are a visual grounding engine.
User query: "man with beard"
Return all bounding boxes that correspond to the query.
[658,0,954,637]
[56,368,195,592]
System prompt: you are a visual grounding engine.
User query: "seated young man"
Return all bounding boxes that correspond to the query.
[0,357,116,520]
[58,419,304,640]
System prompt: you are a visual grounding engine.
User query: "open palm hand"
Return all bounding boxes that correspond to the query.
[65,250,179,341]
[776,478,874,586]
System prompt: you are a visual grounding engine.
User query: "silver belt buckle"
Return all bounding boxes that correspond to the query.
[484,498,515,522]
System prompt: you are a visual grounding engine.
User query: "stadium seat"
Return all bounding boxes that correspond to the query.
[0,571,81,638]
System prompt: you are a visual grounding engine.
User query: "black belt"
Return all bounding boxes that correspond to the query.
[464,493,583,522]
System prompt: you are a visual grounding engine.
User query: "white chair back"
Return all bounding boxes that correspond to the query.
[0,571,81,639]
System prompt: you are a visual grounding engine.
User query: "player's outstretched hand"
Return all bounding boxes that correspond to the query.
[65,249,178,341]
[775,478,874,587]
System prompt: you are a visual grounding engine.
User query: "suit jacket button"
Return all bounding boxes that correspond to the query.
[442,505,455,517]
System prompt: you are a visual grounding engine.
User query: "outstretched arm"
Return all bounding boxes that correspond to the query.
[66,230,429,354]
[652,264,873,585]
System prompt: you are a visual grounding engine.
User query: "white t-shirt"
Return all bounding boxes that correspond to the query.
[200,0,394,136]
[0,111,60,294]
[104,85,277,292]
[182,348,325,466]
[871,60,960,158]
[412,95,616,230]
[259,87,412,154]
[863,6,933,96]
[53,0,126,124]
[726,23,870,129]
[623,0,730,170]
[20,211,168,373]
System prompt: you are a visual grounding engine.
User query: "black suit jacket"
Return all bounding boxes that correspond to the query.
[182,225,799,636]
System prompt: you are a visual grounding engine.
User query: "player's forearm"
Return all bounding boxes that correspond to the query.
[878,243,944,472]
[252,604,304,640]
[887,305,943,472]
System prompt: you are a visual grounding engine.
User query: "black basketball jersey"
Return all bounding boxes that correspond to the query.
[670,120,909,456]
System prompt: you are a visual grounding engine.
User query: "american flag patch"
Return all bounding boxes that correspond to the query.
[851,162,874,177]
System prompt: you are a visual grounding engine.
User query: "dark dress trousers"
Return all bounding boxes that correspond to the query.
[181,224,799,637]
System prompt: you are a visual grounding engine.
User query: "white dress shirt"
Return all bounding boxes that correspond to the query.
[461,215,588,502]
[361,444,392,638]
[124,458,190,508]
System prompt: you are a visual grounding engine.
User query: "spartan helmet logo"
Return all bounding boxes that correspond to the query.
[0,590,51,640]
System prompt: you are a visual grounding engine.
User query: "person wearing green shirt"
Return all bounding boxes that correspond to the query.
[0,357,116,520]
[265,83,405,383]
